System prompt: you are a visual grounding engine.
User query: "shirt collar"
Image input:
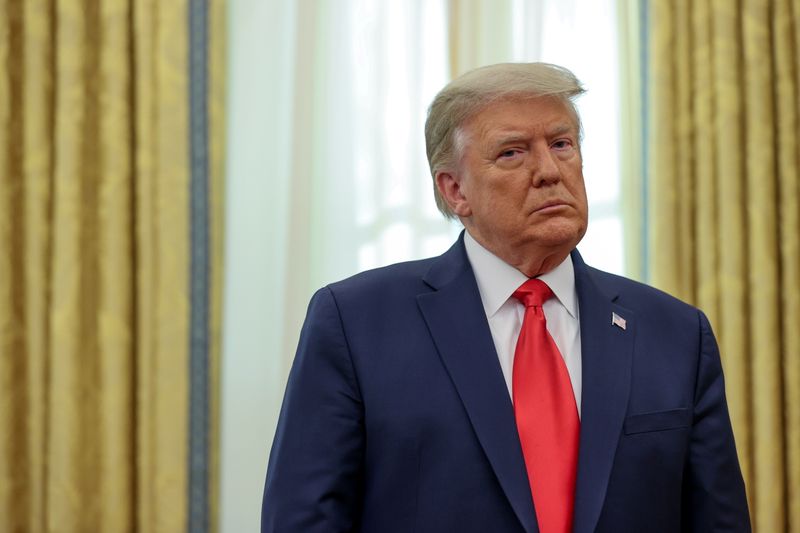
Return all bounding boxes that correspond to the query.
[463,230,578,319]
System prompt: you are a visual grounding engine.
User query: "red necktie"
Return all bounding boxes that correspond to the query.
[512,279,579,533]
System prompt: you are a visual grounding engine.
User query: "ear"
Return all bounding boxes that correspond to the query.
[435,170,472,217]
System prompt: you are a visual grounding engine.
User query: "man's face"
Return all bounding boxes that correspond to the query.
[438,96,588,274]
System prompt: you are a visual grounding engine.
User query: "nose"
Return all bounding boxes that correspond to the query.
[531,149,561,187]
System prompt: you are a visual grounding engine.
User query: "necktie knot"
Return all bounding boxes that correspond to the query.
[512,278,553,308]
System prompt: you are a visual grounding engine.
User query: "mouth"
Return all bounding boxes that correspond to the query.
[533,200,570,214]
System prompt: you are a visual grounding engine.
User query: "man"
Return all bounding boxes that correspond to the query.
[262,63,750,532]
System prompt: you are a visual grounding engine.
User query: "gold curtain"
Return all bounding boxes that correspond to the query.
[0,0,224,531]
[649,0,799,531]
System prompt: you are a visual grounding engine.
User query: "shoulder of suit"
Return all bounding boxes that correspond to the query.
[325,256,437,298]
[585,265,701,315]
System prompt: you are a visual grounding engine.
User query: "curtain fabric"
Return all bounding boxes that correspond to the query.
[649,0,800,531]
[0,1,224,531]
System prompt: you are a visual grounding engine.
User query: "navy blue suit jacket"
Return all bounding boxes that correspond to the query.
[262,235,750,532]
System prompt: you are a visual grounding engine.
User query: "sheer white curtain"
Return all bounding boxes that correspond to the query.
[221,1,625,531]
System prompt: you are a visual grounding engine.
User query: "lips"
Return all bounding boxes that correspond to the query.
[533,200,569,213]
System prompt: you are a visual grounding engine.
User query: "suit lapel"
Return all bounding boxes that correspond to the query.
[570,251,635,533]
[417,237,538,533]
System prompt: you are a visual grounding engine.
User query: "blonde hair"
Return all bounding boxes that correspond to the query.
[425,62,585,218]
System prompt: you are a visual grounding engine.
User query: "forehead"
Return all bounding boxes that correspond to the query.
[460,97,579,145]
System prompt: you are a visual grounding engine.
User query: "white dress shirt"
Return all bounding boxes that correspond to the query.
[464,231,582,416]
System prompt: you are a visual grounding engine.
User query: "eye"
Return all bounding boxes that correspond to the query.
[498,148,522,159]
[551,139,574,150]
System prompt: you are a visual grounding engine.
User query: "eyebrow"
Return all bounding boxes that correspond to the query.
[547,123,575,137]
[488,133,529,151]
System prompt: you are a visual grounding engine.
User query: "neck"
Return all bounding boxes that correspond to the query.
[507,250,571,278]
[465,229,571,278]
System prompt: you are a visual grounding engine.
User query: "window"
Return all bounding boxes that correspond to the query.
[222,2,628,530]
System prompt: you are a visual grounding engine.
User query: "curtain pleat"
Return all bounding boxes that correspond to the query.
[775,1,800,529]
[649,0,800,530]
[133,1,191,531]
[48,2,134,529]
[0,1,223,531]
[1,0,56,530]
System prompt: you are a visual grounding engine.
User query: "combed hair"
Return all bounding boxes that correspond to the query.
[424,62,586,218]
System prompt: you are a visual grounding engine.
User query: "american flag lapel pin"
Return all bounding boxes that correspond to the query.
[611,312,627,330]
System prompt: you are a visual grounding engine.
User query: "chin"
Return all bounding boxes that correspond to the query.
[525,221,586,249]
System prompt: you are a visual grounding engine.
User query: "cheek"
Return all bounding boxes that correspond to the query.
[563,167,587,203]
[477,177,520,205]
[576,182,588,208]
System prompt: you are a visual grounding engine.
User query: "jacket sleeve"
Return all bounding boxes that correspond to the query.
[261,287,364,532]
[682,311,751,531]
